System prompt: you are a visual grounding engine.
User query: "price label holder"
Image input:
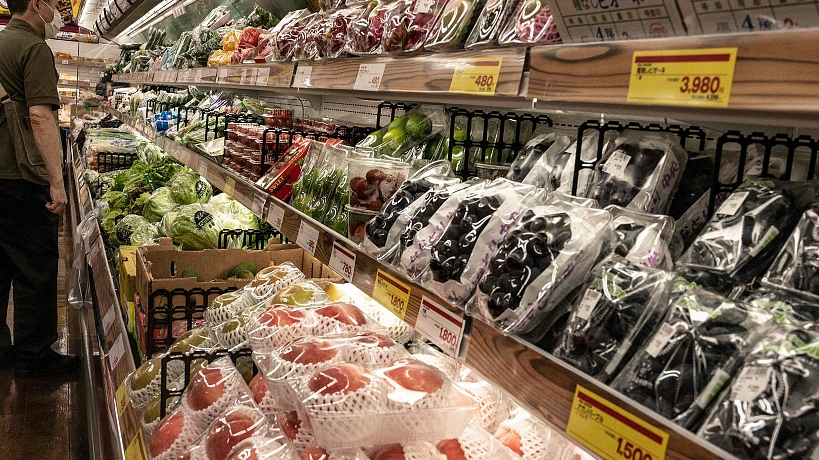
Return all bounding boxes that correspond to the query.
[627,48,738,108]
[224,176,236,196]
[449,58,503,95]
[372,269,411,320]
[196,69,203,83]
[353,63,386,91]
[115,379,129,416]
[329,242,356,282]
[61,59,69,65]
[252,194,268,218]
[416,296,465,357]
[217,67,230,83]
[257,67,271,86]
[103,304,117,335]
[108,335,126,371]
[269,204,285,230]
[567,385,669,460]
[297,221,320,255]
[197,158,208,177]
[293,65,313,88]
[125,429,148,460]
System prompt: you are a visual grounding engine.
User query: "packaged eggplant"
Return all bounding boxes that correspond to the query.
[468,198,613,339]
[763,203,819,299]
[496,0,560,45]
[505,129,570,183]
[586,130,688,214]
[552,256,672,383]
[744,288,819,326]
[699,327,819,460]
[606,206,675,270]
[346,0,390,55]
[464,0,520,49]
[680,179,819,284]
[611,287,773,430]
[423,0,485,51]
[427,180,538,306]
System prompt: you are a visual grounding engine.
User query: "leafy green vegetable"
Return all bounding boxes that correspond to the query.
[142,187,178,222]
[101,190,128,212]
[169,204,220,250]
[168,170,212,205]
[114,214,150,246]
[228,262,258,279]
[130,221,161,246]
[181,268,203,281]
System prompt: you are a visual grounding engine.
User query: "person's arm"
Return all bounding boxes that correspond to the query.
[29,104,66,214]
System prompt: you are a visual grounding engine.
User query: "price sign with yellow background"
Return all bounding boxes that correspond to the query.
[449,58,503,96]
[372,269,411,320]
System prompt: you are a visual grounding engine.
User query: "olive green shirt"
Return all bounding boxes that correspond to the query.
[0,18,61,181]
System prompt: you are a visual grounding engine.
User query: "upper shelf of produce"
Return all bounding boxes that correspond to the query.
[104,104,742,460]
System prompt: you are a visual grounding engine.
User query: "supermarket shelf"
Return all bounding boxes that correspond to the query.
[106,104,740,460]
[60,79,95,88]
[56,57,109,68]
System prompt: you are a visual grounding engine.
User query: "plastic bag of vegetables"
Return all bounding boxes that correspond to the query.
[167,170,213,205]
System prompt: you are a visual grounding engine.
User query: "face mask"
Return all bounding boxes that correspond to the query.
[38,2,64,40]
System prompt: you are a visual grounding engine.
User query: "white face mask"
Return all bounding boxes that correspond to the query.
[38,2,64,40]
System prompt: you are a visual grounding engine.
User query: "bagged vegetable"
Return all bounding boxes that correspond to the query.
[142,187,178,223]
[607,205,674,270]
[167,170,212,205]
[496,0,560,45]
[744,288,819,326]
[699,327,819,460]
[356,106,447,163]
[763,203,819,299]
[130,221,161,246]
[382,0,448,54]
[222,29,241,52]
[239,27,263,49]
[611,287,772,430]
[292,143,350,233]
[169,203,221,250]
[114,214,150,246]
[293,13,323,61]
[346,0,389,55]
[273,9,314,61]
[464,0,520,48]
[680,179,819,283]
[316,5,365,59]
[552,256,672,382]
[507,129,570,183]
[424,0,485,51]
[586,130,688,214]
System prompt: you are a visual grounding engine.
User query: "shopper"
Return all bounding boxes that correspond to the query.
[0,0,80,378]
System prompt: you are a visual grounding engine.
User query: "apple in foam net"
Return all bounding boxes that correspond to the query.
[150,411,186,458]
[437,439,468,460]
[301,446,330,460]
[206,411,260,460]
[316,303,368,326]
[308,363,371,395]
[494,426,523,457]
[281,340,338,365]
[382,359,444,394]
[248,374,270,406]
[131,357,161,390]
[354,332,396,348]
[277,410,303,440]
[186,367,227,411]
[259,306,306,327]
[369,444,407,460]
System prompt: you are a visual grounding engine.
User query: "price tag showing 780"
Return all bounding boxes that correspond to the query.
[329,242,356,282]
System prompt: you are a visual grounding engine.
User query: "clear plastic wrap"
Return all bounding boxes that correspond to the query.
[496,0,560,45]
[273,10,315,61]
[611,287,773,430]
[680,179,819,283]
[427,180,537,306]
[699,327,819,460]
[493,407,552,460]
[268,280,331,307]
[348,157,411,212]
[293,144,350,232]
[316,5,366,59]
[552,256,672,382]
[455,380,513,433]
[744,288,819,326]
[506,130,569,183]
[469,197,613,339]
[197,403,276,460]
[221,435,294,460]
[244,305,319,352]
[293,13,324,61]
[763,204,819,299]
[586,130,688,214]
[356,106,449,164]
[239,262,307,309]
[606,205,675,270]
[437,422,519,460]
[424,0,484,51]
[346,0,390,55]
[379,0,411,53]
[522,131,599,194]
[369,442,445,460]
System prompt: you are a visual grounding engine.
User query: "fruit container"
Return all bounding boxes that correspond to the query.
[248,159,263,176]
[763,204,819,299]
[348,205,379,244]
[424,0,484,51]
[348,157,411,212]
[464,0,521,49]
[475,162,511,180]
[496,0,561,45]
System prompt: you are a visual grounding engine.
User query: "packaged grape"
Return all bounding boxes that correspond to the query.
[586,130,688,214]
[496,0,560,45]
[464,0,520,49]
[763,203,819,299]
[611,287,773,430]
[424,0,485,51]
[606,205,675,270]
[293,13,324,61]
[680,179,819,284]
[469,198,613,340]
[346,0,389,55]
[273,10,315,61]
[744,288,819,326]
[552,256,672,383]
[493,407,552,460]
[356,106,449,164]
[427,179,537,306]
[316,5,366,59]
[699,327,819,460]
[506,129,570,183]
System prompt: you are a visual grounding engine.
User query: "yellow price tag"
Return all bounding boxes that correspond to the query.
[627,48,738,108]
[567,386,668,460]
[449,58,503,96]
[115,379,129,416]
[125,429,148,460]
[372,269,411,320]
[224,176,236,196]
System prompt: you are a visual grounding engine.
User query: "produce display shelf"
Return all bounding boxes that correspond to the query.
[56,57,109,68]
[105,104,741,460]
[59,79,95,88]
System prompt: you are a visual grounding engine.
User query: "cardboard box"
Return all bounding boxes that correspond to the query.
[546,0,688,42]
[118,245,139,331]
[676,0,818,34]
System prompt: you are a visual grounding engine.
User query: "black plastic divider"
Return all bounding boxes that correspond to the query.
[96,151,138,173]
[375,102,416,130]
[217,228,282,250]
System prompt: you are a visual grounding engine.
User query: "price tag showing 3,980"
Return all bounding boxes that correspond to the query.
[449,58,503,96]
[372,269,411,320]
[567,385,669,460]
[296,221,320,255]
[329,242,356,282]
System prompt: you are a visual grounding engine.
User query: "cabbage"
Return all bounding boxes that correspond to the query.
[143,187,178,222]
[169,204,220,250]
[210,193,259,230]
[114,214,149,246]
[130,221,160,246]
[101,209,125,238]
[100,190,128,212]
[168,170,212,204]
[160,209,180,236]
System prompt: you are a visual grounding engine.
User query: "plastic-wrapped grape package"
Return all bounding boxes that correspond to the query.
[469,198,613,339]
[699,327,819,460]
[523,130,607,195]
[607,206,675,270]
[611,287,773,430]
[505,129,570,183]
[316,5,366,59]
[744,288,819,326]
[427,180,537,306]
[496,0,560,45]
[680,179,819,284]
[586,130,688,214]
[346,0,389,55]
[552,256,672,383]
[423,0,485,51]
[763,204,819,299]
[272,10,315,61]
[464,0,520,49]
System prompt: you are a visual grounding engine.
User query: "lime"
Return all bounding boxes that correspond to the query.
[360,130,384,147]
[387,117,407,132]
[406,113,432,140]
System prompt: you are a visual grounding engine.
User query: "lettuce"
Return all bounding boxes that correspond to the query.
[143,187,178,222]
[168,170,212,205]
[169,204,220,250]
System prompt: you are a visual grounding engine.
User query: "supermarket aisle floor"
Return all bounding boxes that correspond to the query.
[0,214,90,460]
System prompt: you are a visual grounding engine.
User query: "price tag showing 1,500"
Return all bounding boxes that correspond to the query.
[269,204,285,230]
[372,269,411,320]
[416,296,465,357]
[449,58,503,96]
[329,242,356,282]
[567,385,669,460]
[353,63,386,91]
[297,221,320,255]
[627,48,738,108]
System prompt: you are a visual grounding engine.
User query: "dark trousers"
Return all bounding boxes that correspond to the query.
[0,179,59,363]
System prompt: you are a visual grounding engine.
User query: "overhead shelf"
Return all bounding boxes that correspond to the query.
[104,104,743,460]
[56,57,109,69]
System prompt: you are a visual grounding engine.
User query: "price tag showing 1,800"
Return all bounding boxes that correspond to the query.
[329,241,356,282]
[567,386,669,460]
[297,221,320,255]
[416,296,465,357]
[449,58,503,96]
[627,48,738,108]
[372,269,411,320]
